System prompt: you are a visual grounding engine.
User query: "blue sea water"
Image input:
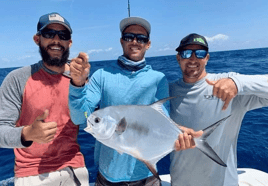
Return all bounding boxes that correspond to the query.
[0,48,268,185]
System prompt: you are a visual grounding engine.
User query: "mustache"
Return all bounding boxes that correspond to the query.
[39,44,70,67]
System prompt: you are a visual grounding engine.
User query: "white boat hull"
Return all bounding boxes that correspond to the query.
[90,168,268,186]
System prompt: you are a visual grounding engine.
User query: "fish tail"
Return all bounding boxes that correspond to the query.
[194,115,231,167]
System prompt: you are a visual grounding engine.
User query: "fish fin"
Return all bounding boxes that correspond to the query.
[194,115,231,167]
[141,160,161,181]
[150,96,177,116]
[202,115,231,138]
[115,117,127,135]
[150,96,183,131]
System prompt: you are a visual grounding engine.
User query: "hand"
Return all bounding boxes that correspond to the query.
[174,126,203,151]
[21,110,57,144]
[70,52,90,86]
[206,78,238,110]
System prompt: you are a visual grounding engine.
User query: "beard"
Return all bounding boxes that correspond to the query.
[39,44,70,67]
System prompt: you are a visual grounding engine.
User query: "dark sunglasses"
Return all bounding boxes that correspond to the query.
[180,49,208,59]
[40,29,71,41]
[122,33,149,44]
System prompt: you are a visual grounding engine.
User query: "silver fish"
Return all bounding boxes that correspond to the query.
[85,97,228,179]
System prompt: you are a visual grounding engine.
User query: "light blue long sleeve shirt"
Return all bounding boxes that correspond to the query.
[169,73,268,186]
[69,62,169,182]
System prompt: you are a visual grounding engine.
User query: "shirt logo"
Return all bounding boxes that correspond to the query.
[194,38,206,45]
[204,95,214,100]
[49,14,64,23]
[84,112,88,118]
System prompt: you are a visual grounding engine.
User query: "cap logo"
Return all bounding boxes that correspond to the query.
[49,14,64,23]
[194,38,205,45]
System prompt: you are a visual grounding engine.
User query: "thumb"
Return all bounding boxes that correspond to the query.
[179,126,203,138]
[193,130,203,138]
[36,109,49,122]
[206,79,217,85]
[78,52,89,65]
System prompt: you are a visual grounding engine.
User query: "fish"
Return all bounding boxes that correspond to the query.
[84,97,229,180]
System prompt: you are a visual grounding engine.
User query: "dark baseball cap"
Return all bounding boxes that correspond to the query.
[120,17,151,35]
[37,12,72,34]
[176,33,208,52]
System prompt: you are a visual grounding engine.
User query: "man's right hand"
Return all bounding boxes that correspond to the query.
[70,52,90,87]
[21,110,57,144]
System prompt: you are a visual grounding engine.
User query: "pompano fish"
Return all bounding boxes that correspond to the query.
[85,97,229,179]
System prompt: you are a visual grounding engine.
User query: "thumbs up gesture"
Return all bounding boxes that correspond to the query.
[21,110,57,144]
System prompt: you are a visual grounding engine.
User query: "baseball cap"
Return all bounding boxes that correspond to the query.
[176,33,208,52]
[120,17,151,35]
[37,12,72,34]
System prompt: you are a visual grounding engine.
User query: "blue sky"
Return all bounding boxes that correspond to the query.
[1,0,268,68]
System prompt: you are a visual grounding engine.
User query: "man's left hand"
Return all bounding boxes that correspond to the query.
[206,78,238,110]
[174,126,203,151]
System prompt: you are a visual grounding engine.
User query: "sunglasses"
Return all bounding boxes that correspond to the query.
[40,29,71,41]
[122,33,149,44]
[180,49,208,59]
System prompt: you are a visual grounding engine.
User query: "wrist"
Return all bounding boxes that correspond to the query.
[70,77,89,87]
[70,79,85,87]
[21,126,33,147]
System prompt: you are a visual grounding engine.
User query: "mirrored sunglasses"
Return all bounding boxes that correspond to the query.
[180,49,208,59]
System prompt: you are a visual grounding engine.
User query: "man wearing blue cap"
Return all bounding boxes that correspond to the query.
[0,12,89,185]
[69,17,202,186]
[169,33,268,186]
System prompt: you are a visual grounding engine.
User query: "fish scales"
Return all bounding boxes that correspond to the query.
[103,105,180,161]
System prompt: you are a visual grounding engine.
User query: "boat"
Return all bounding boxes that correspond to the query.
[89,168,268,185]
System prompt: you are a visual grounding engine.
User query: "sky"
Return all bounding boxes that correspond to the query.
[0,0,268,68]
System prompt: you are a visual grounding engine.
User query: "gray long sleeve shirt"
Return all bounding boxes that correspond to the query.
[169,73,268,186]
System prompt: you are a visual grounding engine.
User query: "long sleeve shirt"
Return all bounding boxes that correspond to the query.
[0,61,85,177]
[169,73,268,186]
[69,62,169,182]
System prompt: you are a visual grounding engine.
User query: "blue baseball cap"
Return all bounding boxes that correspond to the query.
[37,12,72,34]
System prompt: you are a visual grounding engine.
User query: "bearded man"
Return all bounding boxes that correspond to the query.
[0,12,89,186]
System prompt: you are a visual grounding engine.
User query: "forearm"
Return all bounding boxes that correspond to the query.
[156,76,170,116]
[0,125,26,148]
[69,84,89,125]
[230,74,268,98]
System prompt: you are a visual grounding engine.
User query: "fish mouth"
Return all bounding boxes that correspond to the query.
[84,121,93,133]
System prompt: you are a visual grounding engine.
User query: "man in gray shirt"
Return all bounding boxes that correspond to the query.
[169,33,268,186]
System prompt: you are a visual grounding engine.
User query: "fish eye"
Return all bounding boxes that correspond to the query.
[94,117,101,123]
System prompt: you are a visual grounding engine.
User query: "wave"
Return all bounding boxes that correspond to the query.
[0,177,14,186]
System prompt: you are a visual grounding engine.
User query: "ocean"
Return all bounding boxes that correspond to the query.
[0,48,268,185]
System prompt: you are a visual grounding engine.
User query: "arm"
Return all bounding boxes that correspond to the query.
[69,53,102,126]
[0,70,27,148]
[69,73,102,126]
[230,74,268,110]
[155,75,170,115]
[230,74,268,97]
[207,73,268,110]
[0,67,59,148]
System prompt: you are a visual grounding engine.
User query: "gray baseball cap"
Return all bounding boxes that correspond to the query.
[120,17,151,35]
